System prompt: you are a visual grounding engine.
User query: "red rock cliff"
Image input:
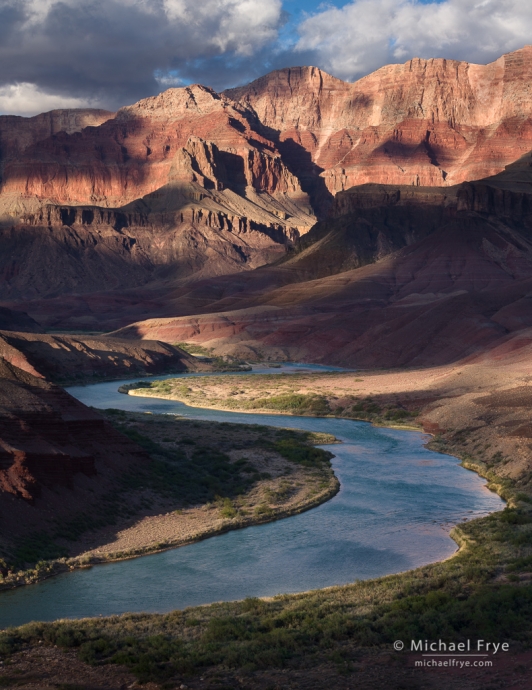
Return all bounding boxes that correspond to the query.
[0,359,147,503]
[226,47,532,195]
[4,47,532,217]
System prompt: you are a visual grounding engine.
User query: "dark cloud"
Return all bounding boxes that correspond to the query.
[0,0,284,114]
[295,0,532,82]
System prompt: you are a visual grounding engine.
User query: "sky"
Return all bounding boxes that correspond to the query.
[1,0,531,116]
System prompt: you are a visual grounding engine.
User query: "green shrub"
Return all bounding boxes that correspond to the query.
[219,498,237,519]
[272,439,332,468]
[12,532,68,568]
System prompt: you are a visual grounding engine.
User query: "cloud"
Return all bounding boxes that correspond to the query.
[0,82,94,117]
[295,0,532,81]
[0,0,283,115]
[2,0,532,117]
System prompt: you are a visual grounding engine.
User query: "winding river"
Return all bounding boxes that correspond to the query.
[0,364,504,628]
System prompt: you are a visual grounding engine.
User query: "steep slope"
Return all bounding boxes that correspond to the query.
[0,332,200,383]
[0,108,115,220]
[0,174,310,301]
[0,90,315,299]
[3,48,532,325]
[7,49,532,217]
[0,358,158,572]
[110,153,532,367]
[0,88,308,209]
[0,307,41,333]
[0,108,114,170]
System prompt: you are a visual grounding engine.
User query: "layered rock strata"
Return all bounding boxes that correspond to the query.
[0,359,147,503]
[6,49,532,216]
[0,332,200,383]
[3,48,532,347]
[226,47,532,197]
[110,154,532,368]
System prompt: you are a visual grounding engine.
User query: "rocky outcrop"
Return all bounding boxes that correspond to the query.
[0,178,306,300]
[0,109,114,175]
[4,48,532,336]
[0,87,310,214]
[0,105,314,300]
[5,47,532,221]
[109,153,532,368]
[0,359,147,503]
[0,307,41,333]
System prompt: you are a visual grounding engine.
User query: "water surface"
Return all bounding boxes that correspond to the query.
[0,364,504,627]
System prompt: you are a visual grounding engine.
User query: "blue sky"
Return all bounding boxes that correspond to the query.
[0,0,530,115]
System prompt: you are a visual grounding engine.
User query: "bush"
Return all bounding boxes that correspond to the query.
[272,439,332,469]
[246,394,330,416]
[219,498,237,519]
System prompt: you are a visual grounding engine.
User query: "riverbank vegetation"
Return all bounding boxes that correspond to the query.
[121,372,419,427]
[175,343,252,372]
[0,414,338,591]
[3,364,532,687]
[1,476,531,688]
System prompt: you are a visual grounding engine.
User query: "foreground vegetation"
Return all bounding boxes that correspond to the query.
[2,370,531,686]
[1,487,532,684]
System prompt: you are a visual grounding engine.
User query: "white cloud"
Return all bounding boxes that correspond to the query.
[0,82,95,117]
[296,0,532,81]
[210,0,283,56]
[2,0,530,115]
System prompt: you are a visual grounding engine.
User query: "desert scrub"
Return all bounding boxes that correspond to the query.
[2,467,529,682]
[343,398,418,426]
[217,497,238,519]
[264,480,293,503]
[269,438,333,469]
[239,393,330,415]
[124,375,419,428]
[175,342,213,356]
[115,428,255,505]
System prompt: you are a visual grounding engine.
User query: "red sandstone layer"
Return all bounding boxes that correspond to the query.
[4,48,532,217]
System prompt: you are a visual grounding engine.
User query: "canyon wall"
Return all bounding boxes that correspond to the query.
[3,48,532,331]
[0,332,200,383]
[226,47,532,197]
[0,86,310,213]
[110,154,532,368]
[4,48,532,222]
[0,108,114,168]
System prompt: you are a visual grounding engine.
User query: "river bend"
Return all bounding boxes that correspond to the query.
[0,364,503,627]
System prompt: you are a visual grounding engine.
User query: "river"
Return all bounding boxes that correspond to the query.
[0,363,504,628]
